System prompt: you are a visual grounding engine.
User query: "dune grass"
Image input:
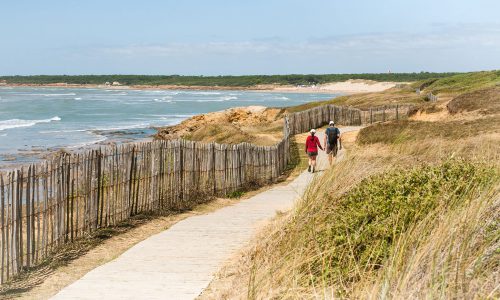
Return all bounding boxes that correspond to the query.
[196,71,500,299]
[183,124,255,144]
[352,180,499,299]
[285,89,425,113]
[447,86,500,115]
[203,109,500,299]
[239,136,499,298]
[197,72,500,299]
[414,70,500,94]
[285,71,500,114]
[356,116,500,145]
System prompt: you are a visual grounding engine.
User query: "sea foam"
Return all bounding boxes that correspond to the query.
[0,116,61,131]
[220,96,238,101]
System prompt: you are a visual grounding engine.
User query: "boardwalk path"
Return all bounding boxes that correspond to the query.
[52,128,359,300]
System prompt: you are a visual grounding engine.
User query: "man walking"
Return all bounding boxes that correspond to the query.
[324,121,341,166]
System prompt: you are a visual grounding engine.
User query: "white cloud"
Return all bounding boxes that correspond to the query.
[98,23,500,58]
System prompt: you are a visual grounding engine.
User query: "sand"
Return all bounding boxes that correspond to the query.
[5,80,399,94]
[271,79,401,94]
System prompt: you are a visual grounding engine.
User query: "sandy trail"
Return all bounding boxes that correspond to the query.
[50,127,360,300]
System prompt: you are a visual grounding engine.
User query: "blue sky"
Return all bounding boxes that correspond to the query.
[1,0,499,75]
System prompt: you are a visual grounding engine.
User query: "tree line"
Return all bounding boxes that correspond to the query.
[0,73,460,87]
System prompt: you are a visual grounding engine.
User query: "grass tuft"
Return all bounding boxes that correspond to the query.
[357,118,500,145]
[447,86,500,115]
[243,157,499,299]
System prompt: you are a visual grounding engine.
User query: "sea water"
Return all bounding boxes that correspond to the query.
[0,87,339,165]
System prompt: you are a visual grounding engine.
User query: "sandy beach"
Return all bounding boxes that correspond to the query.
[271,79,402,94]
[3,79,400,95]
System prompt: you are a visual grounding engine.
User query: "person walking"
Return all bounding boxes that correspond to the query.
[324,121,341,166]
[305,129,323,173]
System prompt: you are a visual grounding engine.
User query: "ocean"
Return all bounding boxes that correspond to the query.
[0,87,339,165]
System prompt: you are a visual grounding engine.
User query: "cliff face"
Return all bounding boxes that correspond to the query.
[154,106,285,144]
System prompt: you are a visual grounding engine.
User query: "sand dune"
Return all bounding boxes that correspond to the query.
[272,79,401,94]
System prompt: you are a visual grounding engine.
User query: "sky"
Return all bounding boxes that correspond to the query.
[1,0,499,75]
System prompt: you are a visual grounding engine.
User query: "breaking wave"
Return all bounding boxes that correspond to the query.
[220,96,238,101]
[0,116,61,131]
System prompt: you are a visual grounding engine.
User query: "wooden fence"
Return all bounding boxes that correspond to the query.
[0,129,291,282]
[359,104,414,125]
[288,104,414,135]
[0,102,413,283]
[426,92,438,102]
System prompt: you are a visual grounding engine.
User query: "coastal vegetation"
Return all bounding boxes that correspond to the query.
[285,88,425,112]
[199,71,500,299]
[2,71,498,298]
[413,70,500,93]
[286,70,500,112]
[0,72,460,87]
[155,106,286,146]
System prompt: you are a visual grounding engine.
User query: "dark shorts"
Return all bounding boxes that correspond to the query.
[307,151,318,157]
[326,144,338,157]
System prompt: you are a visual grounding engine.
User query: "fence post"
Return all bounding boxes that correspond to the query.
[0,101,419,284]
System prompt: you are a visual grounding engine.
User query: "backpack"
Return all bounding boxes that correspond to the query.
[327,127,339,145]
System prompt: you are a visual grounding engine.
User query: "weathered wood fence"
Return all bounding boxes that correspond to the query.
[288,104,414,135]
[0,103,413,283]
[0,134,291,282]
[426,92,438,102]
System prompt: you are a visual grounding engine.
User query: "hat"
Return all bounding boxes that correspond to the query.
[310,129,316,133]
[329,121,335,125]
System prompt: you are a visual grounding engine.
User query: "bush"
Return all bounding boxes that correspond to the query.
[309,160,496,287]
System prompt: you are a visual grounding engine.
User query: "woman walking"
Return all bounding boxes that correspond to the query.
[305,129,323,173]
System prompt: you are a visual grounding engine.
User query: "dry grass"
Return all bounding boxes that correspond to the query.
[182,119,284,146]
[352,183,500,299]
[200,115,500,299]
[286,89,425,113]
[447,86,500,115]
[155,107,286,146]
[184,124,256,144]
[201,73,500,299]
[199,74,500,299]
[357,116,500,145]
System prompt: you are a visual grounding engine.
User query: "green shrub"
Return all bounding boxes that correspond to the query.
[302,160,496,288]
[227,190,245,199]
[415,70,500,94]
